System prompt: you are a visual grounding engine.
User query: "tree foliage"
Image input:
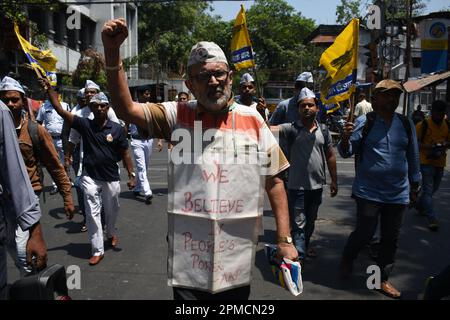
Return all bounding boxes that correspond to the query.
[136,0,318,81]
[137,1,233,78]
[245,0,317,79]
[336,0,361,24]
[72,49,107,89]
[384,0,428,19]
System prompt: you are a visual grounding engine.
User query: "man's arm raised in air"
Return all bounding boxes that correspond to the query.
[101,18,147,129]
[38,78,74,126]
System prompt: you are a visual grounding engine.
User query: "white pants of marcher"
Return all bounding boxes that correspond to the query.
[14,194,40,276]
[131,138,153,197]
[81,175,120,256]
[51,138,65,188]
[14,225,32,276]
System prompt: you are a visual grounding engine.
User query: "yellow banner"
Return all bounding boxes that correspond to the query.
[319,18,359,104]
[230,5,255,71]
[14,23,58,82]
[421,39,448,51]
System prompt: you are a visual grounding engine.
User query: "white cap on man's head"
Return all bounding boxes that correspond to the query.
[0,76,25,94]
[89,92,109,105]
[187,41,228,68]
[85,80,100,91]
[298,87,316,102]
[240,73,255,84]
[77,88,85,98]
[296,72,314,83]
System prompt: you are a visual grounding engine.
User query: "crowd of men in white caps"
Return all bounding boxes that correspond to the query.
[1,19,450,300]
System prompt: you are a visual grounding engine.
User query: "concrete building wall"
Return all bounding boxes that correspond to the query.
[40,1,138,78]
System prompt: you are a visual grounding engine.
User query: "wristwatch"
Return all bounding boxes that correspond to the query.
[277,236,293,244]
[129,172,136,178]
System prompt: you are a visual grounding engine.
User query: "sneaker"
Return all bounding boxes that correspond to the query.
[145,194,153,205]
[80,224,88,232]
[50,186,59,195]
[427,218,439,231]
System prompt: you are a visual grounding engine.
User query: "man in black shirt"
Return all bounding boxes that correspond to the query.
[39,78,135,266]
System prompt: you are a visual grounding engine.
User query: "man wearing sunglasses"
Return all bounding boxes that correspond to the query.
[101,18,297,300]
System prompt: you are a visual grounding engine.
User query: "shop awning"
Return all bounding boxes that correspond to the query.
[403,70,450,93]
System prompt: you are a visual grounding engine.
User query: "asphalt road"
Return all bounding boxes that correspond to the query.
[7,143,450,300]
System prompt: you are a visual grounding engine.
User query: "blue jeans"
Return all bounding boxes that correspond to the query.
[288,189,323,260]
[419,165,444,219]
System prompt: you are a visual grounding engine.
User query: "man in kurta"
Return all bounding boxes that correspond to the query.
[101,18,297,300]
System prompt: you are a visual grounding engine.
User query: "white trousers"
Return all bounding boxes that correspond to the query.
[131,138,153,197]
[14,194,40,276]
[81,175,120,256]
[51,138,65,188]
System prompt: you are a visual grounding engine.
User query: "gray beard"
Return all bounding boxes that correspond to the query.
[201,93,230,112]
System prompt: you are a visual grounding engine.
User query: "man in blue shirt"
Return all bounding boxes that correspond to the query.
[36,86,71,195]
[269,71,314,125]
[337,79,421,299]
[40,78,136,266]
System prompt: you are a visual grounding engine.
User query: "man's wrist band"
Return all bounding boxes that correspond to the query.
[105,62,123,71]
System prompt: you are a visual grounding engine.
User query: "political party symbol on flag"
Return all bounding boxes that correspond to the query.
[231,5,255,71]
[14,23,58,85]
[265,244,303,296]
[319,18,359,105]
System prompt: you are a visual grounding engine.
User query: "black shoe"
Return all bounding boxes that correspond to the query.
[145,195,153,205]
[133,191,141,197]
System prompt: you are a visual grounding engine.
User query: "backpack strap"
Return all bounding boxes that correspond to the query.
[318,122,330,184]
[356,111,376,164]
[27,118,45,201]
[318,123,331,154]
[396,113,412,150]
[281,122,299,161]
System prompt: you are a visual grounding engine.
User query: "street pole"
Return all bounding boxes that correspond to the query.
[402,0,412,116]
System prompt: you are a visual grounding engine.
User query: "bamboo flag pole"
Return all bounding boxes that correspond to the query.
[347,88,357,123]
[252,66,262,97]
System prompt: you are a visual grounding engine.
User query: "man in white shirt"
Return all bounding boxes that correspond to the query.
[354,93,373,118]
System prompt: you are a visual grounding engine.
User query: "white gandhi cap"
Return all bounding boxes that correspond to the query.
[187,42,228,67]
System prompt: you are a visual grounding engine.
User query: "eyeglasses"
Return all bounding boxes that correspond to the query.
[1,97,21,104]
[91,103,108,109]
[191,70,229,82]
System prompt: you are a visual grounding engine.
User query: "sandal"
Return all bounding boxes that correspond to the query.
[377,281,402,299]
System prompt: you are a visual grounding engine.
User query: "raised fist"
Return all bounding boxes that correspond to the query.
[102,18,129,50]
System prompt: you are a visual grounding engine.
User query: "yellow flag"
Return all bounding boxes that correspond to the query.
[230,5,255,71]
[14,23,58,84]
[319,18,359,105]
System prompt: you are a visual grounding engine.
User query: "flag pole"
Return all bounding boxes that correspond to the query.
[348,88,356,123]
[252,66,262,97]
